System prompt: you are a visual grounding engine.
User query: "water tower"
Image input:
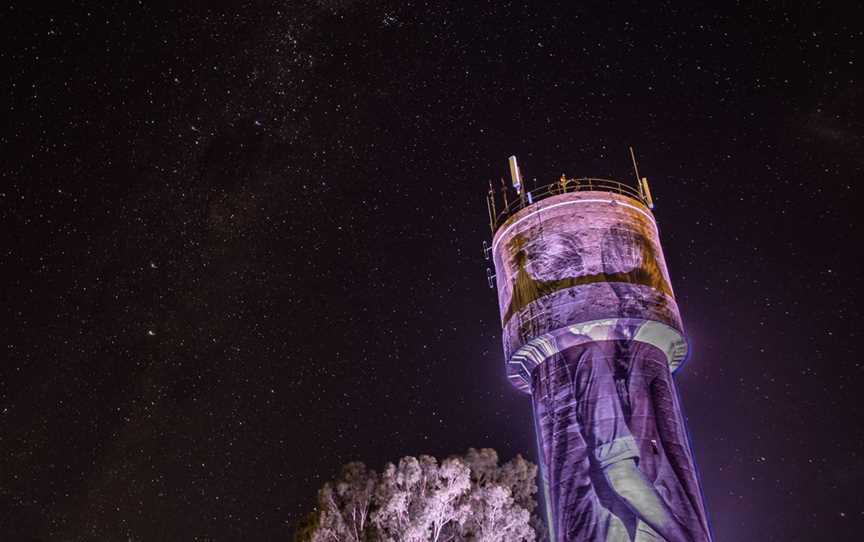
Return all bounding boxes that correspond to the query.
[485,154,712,541]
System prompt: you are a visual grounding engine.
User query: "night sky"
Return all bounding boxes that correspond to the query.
[3,1,863,540]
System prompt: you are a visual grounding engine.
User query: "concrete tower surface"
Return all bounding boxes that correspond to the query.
[488,164,712,542]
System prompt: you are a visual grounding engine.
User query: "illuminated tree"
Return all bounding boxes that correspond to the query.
[299,449,538,542]
[311,462,377,542]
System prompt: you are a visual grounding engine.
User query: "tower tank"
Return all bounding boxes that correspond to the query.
[488,161,711,542]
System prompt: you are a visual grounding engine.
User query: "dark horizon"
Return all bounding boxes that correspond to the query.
[3,1,863,540]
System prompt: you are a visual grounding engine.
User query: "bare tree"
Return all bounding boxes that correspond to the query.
[299,449,538,542]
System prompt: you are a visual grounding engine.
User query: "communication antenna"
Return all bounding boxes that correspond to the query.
[508,156,523,194]
[641,177,655,209]
[629,147,655,209]
[628,146,643,195]
[485,180,499,233]
[485,190,495,233]
[486,267,497,289]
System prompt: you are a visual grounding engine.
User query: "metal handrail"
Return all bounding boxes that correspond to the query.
[491,178,648,231]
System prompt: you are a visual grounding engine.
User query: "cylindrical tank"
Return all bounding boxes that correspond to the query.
[491,184,712,541]
[492,190,688,393]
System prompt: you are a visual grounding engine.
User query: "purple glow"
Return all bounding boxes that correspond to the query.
[492,190,712,541]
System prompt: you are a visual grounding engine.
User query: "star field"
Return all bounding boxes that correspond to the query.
[3,1,863,540]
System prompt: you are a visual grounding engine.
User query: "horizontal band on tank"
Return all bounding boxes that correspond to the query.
[491,193,658,255]
[500,281,684,360]
[505,318,689,394]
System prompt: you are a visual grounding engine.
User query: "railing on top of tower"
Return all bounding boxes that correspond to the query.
[486,176,653,233]
[485,153,656,233]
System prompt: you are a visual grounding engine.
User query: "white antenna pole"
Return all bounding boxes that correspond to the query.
[628,146,642,190]
[508,156,522,194]
[629,146,646,201]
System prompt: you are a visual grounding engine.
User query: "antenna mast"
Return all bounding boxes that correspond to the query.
[508,155,526,207]
[629,146,642,195]
[486,181,497,233]
[629,146,654,209]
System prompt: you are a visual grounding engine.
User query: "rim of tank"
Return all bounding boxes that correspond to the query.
[491,178,652,234]
[506,318,690,394]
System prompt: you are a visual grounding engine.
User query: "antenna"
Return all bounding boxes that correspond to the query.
[488,180,497,221]
[629,147,654,208]
[508,156,522,194]
[485,190,495,233]
[641,177,655,209]
[482,240,492,261]
[486,267,497,289]
[628,146,643,196]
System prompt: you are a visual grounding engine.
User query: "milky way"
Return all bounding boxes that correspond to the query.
[3,1,863,540]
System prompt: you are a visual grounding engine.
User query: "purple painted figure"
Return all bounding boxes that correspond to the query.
[491,188,712,541]
[532,340,710,541]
